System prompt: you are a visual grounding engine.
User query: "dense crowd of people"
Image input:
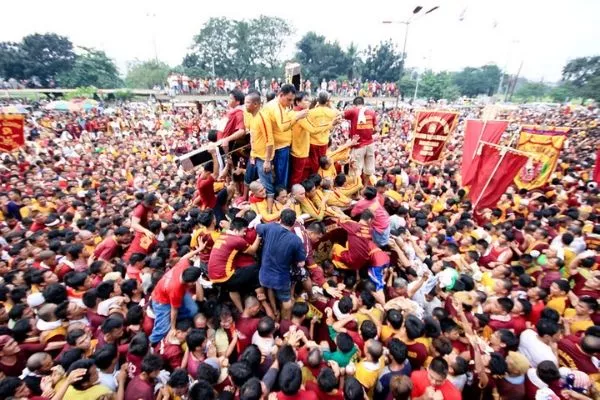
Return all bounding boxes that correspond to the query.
[164,75,398,98]
[0,85,598,400]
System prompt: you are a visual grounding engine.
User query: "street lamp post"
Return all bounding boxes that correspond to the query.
[383,5,439,103]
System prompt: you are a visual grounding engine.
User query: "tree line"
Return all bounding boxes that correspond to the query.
[0,20,598,103]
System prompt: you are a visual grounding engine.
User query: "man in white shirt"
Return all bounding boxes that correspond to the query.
[93,344,119,391]
[518,319,560,368]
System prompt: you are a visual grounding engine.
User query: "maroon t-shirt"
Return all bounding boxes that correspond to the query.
[488,316,515,331]
[279,320,310,338]
[93,237,120,261]
[196,175,216,209]
[87,309,105,335]
[236,316,260,353]
[155,341,183,371]
[207,234,249,282]
[124,375,154,400]
[132,203,152,229]
[218,108,245,140]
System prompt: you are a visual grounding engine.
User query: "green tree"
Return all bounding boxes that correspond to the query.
[185,17,237,78]
[562,56,600,102]
[125,60,171,89]
[0,33,75,85]
[57,48,122,88]
[64,86,97,100]
[0,42,26,80]
[20,33,75,85]
[549,82,577,103]
[398,74,417,99]
[184,16,292,79]
[418,71,460,100]
[180,53,208,78]
[250,15,293,77]
[514,81,550,102]
[362,40,403,83]
[345,42,362,81]
[453,64,501,97]
[294,32,351,84]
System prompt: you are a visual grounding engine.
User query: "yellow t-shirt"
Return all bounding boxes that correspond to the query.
[264,100,295,150]
[381,326,402,343]
[384,190,403,203]
[563,308,594,334]
[244,110,273,160]
[318,165,337,181]
[355,309,383,327]
[31,202,57,216]
[339,175,363,197]
[355,359,384,391]
[64,384,112,400]
[328,146,351,164]
[307,106,337,146]
[251,199,280,223]
[291,120,311,158]
[547,296,568,315]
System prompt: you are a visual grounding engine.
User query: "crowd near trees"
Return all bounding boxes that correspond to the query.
[0,18,598,103]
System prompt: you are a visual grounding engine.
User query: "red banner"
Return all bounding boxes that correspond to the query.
[410,111,458,164]
[461,119,508,186]
[0,114,25,152]
[594,147,600,184]
[468,144,528,210]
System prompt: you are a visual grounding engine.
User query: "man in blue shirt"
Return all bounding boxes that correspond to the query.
[257,208,306,319]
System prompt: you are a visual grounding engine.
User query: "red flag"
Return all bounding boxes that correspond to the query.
[594,147,600,184]
[0,114,25,153]
[462,119,507,186]
[468,144,528,210]
[410,111,458,164]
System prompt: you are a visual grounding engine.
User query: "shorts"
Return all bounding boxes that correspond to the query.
[368,264,389,291]
[351,143,375,176]
[274,287,292,302]
[219,265,260,291]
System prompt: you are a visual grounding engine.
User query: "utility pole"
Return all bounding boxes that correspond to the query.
[383,5,439,105]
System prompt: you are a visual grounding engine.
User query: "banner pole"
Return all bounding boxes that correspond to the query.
[478,141,535,157]
[473,147,507,210]
[471,119,488,162]
[472,132,521,209]
[413,164,425,200]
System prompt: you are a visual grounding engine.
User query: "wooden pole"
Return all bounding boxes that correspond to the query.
[473,146,508,210]
[471,119,488,162]
[472,132,529,209]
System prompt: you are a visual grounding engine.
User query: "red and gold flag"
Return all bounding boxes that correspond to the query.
[469,144,528,210]
[410,111,458,164]
[0,114,25,152]
[461,119,508,186]
[513,126,568,190]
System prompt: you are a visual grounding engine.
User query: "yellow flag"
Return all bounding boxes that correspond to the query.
[514,127,567,190]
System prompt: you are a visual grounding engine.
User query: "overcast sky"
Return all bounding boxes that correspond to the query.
[2,0,598,82]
